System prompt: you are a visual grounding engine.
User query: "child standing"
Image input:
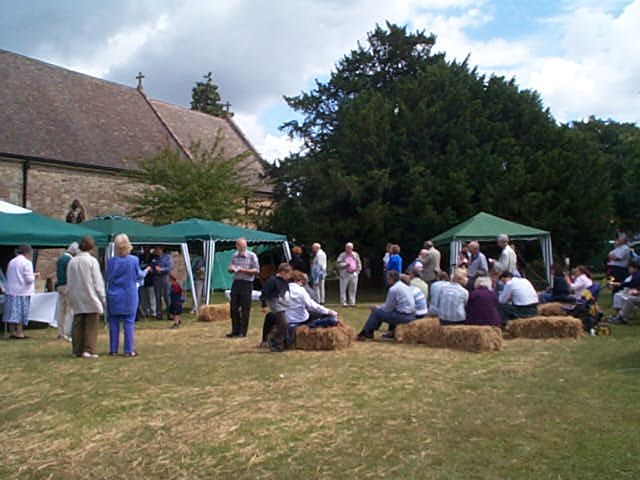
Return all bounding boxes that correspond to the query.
[169,273,185,329]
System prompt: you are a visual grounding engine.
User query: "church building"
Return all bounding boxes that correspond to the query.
[0,48,272,226]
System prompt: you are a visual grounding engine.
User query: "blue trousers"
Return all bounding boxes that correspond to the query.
[361,308,415,335]
[109,313,136,354]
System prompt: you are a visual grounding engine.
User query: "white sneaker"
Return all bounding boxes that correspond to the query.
[81,352,99,358]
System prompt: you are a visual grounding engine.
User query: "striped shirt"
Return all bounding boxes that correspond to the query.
[229,250,259,282]
[433,281,468,323]
[411,286,428,316]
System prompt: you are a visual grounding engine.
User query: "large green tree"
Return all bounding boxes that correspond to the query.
[570,117,640,234]
[191,72,232,117]
[268,22,613,264]
[126,137,251,224]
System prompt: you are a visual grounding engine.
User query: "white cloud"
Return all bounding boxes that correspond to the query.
[234,112,303,162]
[259,134,305,163]
[43,15,169,78]
[411,0,640,123]
[512,1,640,122]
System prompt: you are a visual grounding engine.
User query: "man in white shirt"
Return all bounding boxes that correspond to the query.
[498,271,539,325]
[261,271,338,349]
[310,242,327,304]
[496,234,518,275]
[286,273,337,327]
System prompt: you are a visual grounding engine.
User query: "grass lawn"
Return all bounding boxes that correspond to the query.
[1,282,639,479]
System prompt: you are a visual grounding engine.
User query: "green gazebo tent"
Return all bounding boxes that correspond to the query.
[83,215,198,310]
[0,201,108,247]
[155,218,289,304]
[431,212,553,283]
[82,215,186,244]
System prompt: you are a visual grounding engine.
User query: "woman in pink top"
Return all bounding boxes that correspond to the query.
[5,245,38,339]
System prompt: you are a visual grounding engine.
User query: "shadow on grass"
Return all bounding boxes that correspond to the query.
[598,345,640,376]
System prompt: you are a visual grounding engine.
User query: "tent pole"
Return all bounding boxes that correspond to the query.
[104,242,115,326]
[545,236,553,285]
[181,242,197,312]
[203,240,209,305]
[282,241,291,261]
[449,240,461,274]
[206,240,216,305]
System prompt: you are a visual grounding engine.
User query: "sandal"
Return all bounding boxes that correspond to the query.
[124,351,139,357]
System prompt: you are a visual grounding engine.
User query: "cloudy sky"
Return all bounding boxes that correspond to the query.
[2,0,639,161]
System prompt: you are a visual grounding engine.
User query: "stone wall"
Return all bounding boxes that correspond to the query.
[0,161,23,205]
[1,158,139,280]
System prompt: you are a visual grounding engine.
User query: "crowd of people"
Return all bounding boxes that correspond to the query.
[358,234,540,340]
[1,231,638,355]
[0,234,186,358]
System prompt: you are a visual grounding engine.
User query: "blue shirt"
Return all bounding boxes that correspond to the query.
[106,255,147,316]
[380,281,415,314]
[387,254,402,273]
[155,253,173,275]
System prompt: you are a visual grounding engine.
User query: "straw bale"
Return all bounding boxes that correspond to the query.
[394,317,441,344]
[197,303,230,322]
[537,302,570,316]
[439,326,503,352]
[294,325,356,350]
[395,318,502,352]
[506,316,584,339]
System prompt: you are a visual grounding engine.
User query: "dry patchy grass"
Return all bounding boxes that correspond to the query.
[1,295,640,479]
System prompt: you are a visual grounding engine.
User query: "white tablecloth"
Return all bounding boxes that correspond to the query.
[223,290,262,301]
[28,292,59,326]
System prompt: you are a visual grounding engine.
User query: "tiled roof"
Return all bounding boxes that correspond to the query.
[150,100,271,192]
[0,48,270,193]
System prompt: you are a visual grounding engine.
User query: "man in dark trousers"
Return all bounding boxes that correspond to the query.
[260,263,292,352]
[152,246,173,320]
[226,238,260,337]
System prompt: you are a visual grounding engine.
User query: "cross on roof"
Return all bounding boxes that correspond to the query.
[223,101,232,112]
[136,72,145,90]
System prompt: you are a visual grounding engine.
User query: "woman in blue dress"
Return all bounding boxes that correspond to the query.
[106,234,150,356]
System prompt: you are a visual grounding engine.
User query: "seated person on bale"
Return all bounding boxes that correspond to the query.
[288,271,340,326]
[400,274,428,319]
[611,287,640,325]
[611,261,640,309]
[539,263,573,304]
[260,263,293,352]
[262,270,340,346]
[357,270,415,341]
[610,261,640,324]
[407,263,429,301]
[465,276,501,327]
[433,268,469,326]
[565,265,593,299]
[498,271,538,325]
[428,271,450,316]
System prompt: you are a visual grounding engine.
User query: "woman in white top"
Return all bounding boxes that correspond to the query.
[565,265,593,299]
[4,245,38,339]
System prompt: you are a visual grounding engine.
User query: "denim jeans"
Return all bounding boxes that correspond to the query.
[361,308,415,335]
